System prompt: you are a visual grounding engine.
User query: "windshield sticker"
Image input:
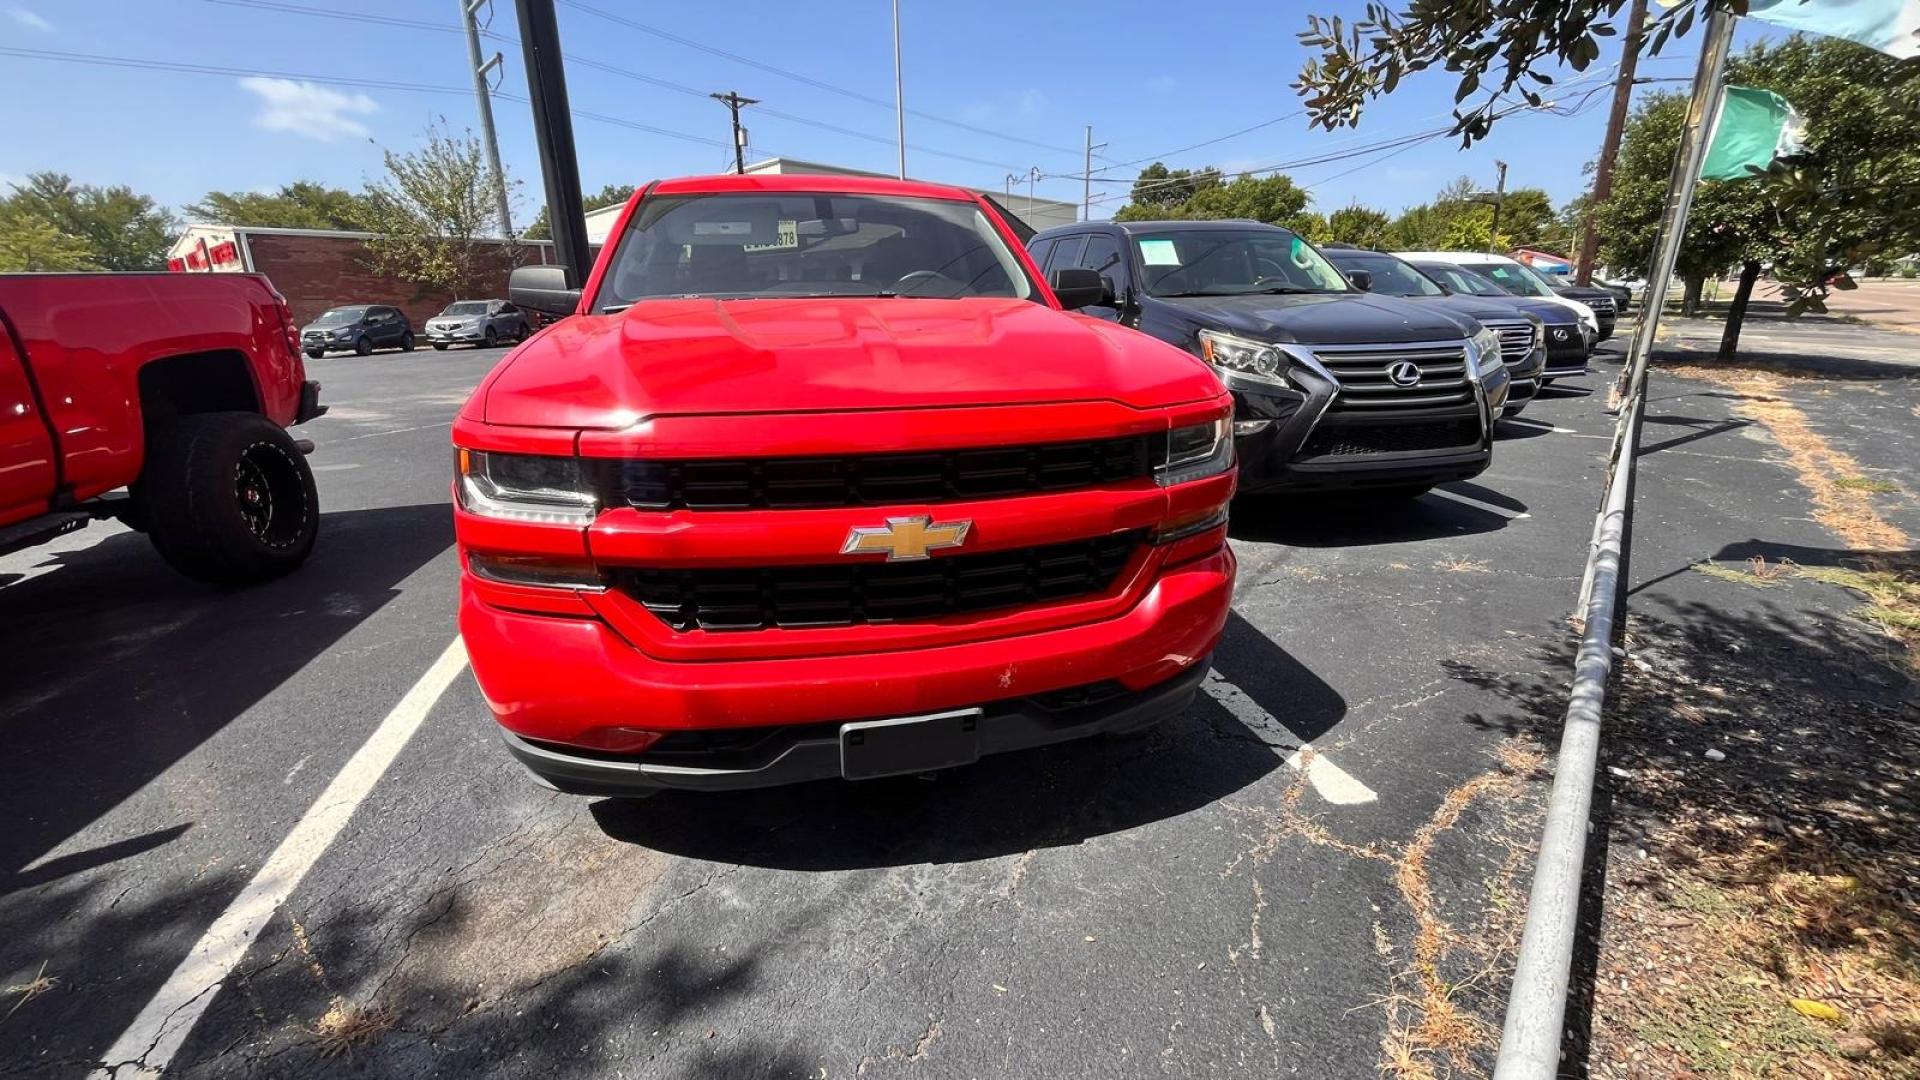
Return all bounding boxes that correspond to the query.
[1138,239,1180,266]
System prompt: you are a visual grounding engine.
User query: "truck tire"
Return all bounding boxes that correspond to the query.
[141,412,319,584]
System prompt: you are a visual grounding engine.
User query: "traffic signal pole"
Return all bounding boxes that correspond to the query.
[514,0,590,286]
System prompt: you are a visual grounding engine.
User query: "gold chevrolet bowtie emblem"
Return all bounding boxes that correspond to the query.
[841,515,972,562]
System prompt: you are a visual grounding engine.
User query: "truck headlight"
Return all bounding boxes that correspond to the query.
[1469,325,1504,380]
[457,449,599,524]
[1157,417,1234,487]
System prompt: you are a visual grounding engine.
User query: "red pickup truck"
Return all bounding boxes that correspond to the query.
[454,174,1237,795]
[0,273,325,582]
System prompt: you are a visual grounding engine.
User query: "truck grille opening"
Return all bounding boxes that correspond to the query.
[1486,321,1536,368]
[1314,344,1475,414]
[1587,295,1617,316]
[1298,419,1483,458]
[605,435,1155,511]
[618,531,1144,632]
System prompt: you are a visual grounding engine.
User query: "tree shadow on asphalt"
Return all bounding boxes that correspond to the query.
[1440,560,1918,1075]
[1229,488,1516,547]
[0,503,453,1065]
[1493,415,1556,440]
[1637,412,1755,456]
[591,611,1337,872]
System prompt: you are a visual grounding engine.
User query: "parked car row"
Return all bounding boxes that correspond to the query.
[299,299,531,358]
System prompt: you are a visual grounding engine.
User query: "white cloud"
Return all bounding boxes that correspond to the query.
[238,77,378,142]
[9,8,52,32]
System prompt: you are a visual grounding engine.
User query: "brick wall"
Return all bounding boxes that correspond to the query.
[245,234,561,329]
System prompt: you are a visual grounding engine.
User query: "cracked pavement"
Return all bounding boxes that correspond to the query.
[1,339,1631,1077]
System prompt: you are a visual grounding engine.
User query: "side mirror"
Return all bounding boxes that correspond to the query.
[1050,267,1106,310]
[1345,270,1374,292]
[510,265,583,317]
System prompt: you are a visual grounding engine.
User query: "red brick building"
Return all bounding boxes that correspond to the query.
[165,225,572,328]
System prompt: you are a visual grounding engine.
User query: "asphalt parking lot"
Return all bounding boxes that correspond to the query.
[2,339,1628,1078]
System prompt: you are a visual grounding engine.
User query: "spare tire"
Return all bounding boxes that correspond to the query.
[140,412,319,584]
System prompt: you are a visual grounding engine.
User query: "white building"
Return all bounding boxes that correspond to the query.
[582,157,1080,243]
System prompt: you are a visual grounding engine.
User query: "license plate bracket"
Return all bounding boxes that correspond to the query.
[840,709,982,781]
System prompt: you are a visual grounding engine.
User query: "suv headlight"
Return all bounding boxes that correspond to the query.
[1158,417,1234,487]
[1468,325,1504,380]
[457,449,599,524]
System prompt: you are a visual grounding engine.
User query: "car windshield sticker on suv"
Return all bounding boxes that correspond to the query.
[1133,229,1348,298]
[596,192,1034,310]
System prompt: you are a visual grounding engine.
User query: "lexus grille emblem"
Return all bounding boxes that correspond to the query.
[1552,327,1570,342]
[1386,360,1423,387]
[841,515,972,562]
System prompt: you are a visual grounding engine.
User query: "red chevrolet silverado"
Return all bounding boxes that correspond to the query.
[0,273,324,582]
[454,174,1236,794]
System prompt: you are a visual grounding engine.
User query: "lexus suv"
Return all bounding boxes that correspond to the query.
[1028,220,1509,497]
[1409,259,1593,384]
[1320,245,1545,417]
[456,174,1237,795]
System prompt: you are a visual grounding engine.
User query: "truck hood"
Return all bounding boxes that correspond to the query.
[1156,291,1476,346]
[477,297,1221,429]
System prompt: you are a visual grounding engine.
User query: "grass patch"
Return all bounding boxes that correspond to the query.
[1835,475,1899,494]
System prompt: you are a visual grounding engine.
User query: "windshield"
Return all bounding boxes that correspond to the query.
[1132,229,1349,297]
[1328,253,1443,297]
[442,302,489,316]
[594,192,1033,310]
[1467,260,1557,298]
[312,306,368,326]
[1412,262,1506,298]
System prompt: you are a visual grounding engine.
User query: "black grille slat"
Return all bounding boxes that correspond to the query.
[619,532,1144,632]
[1317,345,1474,415]
[609,436,1153,511]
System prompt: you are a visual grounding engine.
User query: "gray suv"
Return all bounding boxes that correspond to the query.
[424,299,531,350]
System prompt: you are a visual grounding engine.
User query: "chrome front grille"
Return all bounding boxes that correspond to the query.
[1312,342,1475,413]
[1588,295,1616,316]
[1486,321,1536,368]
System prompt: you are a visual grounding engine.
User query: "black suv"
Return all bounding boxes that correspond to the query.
[1028,220,1510,497]
[300,304,415,358]
[1408,260,1592,383]
[1321,246,1545,417]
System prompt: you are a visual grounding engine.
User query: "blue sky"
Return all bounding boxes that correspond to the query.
[0,1,1781,227]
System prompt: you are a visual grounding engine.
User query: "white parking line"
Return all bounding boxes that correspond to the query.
[90,638,469,1079]
[1203,672,1377,805]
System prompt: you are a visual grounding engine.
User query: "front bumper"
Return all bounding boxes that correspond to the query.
[502,657,1211,794]
[427,325,486,341]
[463,545,1235,793]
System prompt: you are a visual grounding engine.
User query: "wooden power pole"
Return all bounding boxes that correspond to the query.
[1577,0,1650,284]
[710,91,759,174]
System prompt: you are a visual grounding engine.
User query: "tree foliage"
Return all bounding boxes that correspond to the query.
[1596,36,1920,318]
[1324,205,1392,247]
[0,172,175,270]
[523,183,637,241]
[0,200,94,271]
[1293,0,1701,144]
[1113,167,1311,227]
[358,124,516,299]
[186,182,370,230]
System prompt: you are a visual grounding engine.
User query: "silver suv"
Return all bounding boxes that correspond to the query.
[425,299,531,351]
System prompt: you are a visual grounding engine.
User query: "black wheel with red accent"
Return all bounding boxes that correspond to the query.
[139,412,319,584]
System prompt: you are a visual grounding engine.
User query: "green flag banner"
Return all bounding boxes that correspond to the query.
[1701,85,1806,180]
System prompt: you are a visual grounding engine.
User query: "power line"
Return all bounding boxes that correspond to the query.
[201,0,1029,173]
[556,0,1090,162]
[1107,110,1308,169]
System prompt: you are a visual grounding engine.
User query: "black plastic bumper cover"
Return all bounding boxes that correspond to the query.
[502,658,1212,795]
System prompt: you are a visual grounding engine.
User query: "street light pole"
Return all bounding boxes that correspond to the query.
[459,0,513,237]
[892,0,906,179]
[514,0,590,286]
[1487,160,1508,253]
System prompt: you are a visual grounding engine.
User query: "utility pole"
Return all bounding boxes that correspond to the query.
[1026,167,1042,227]
[458,0,513,237]
[515,0,589,285]
[1487,160,1508,253]
[1082,126,1108,222]
[710,91,759,173]
[1577,0,1650,284]
[892,0,906,179]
